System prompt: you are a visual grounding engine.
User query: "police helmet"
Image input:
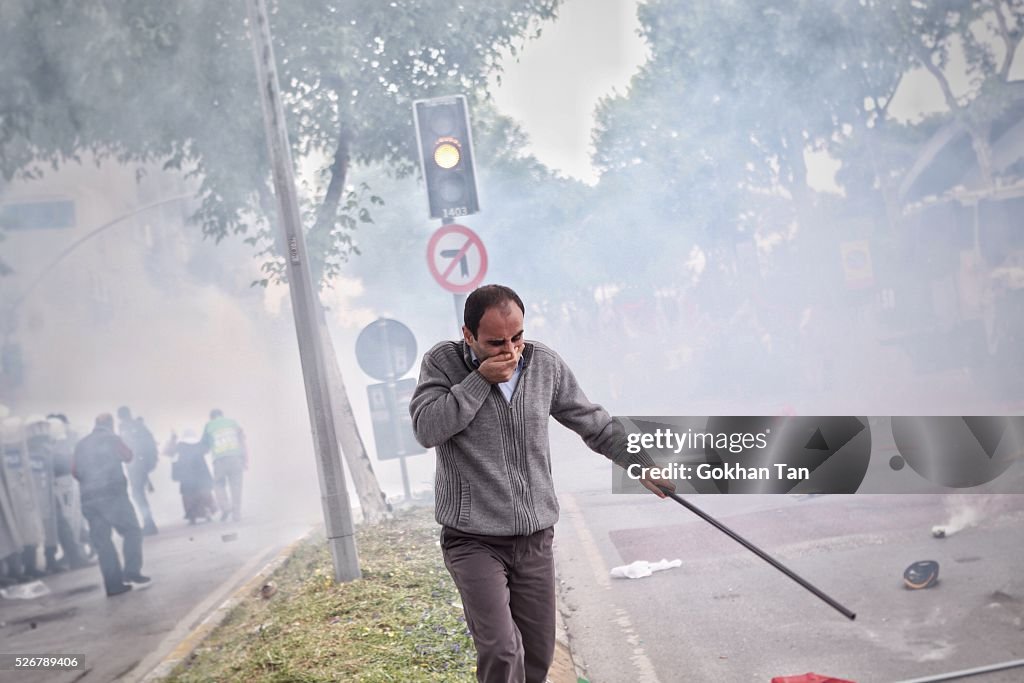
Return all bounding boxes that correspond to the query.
[24,414,51,440]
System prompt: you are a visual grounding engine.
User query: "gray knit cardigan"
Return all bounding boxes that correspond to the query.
[410,339,647,536]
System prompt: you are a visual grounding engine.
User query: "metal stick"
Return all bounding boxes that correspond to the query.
[247,0,359,582]
[892,658,1024,683]
[659,486,856,620]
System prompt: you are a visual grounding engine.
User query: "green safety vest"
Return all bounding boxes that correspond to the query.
[204,417,245,460]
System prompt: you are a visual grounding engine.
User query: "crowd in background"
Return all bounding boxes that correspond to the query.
[0,404,247,597]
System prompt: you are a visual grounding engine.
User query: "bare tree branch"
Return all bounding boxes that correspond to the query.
[876,72,904,121]
[993,0,1021,80]
[913,42,961,112]
[907,22,997,190]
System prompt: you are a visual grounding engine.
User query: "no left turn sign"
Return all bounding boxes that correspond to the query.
[427,223,488,293]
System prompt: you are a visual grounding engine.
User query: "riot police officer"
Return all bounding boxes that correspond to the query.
[1,415,45,580]
[48,415,90,570]
[0,404,24,586]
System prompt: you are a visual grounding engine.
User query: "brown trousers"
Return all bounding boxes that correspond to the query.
[441,526,556,683]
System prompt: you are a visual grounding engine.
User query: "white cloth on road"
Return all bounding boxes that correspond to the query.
[610,558,682,579]
[1,580,51,600]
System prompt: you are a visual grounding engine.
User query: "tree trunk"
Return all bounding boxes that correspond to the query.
[295,88,390,524]
[315,301,393,524]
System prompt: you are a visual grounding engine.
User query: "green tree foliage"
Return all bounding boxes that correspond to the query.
[0,0,565,522]
[0,0,562,283]
[329,91,597,331]
[550,0,1024,406]
[596,2,880,239]
[591,1,1024,243]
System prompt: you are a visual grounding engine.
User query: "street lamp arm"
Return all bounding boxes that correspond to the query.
[8,193,193,313]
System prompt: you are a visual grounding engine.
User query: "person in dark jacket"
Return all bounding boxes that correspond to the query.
[72,413,151,596]
[117,406,159,535]
[164,428,217,524]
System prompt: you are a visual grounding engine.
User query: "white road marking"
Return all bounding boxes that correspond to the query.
[562,493,662,683]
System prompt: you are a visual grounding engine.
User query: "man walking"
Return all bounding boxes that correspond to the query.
[201,409,247,522]
[73,413,150,596]
[117,406,159,535]
[410,284,671,683]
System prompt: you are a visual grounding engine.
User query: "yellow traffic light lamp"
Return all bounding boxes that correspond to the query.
[413,95,479,220]
[433,138,461,169]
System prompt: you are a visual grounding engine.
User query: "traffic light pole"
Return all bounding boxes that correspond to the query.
[246,0,360,582]
[452,293,467,338]
[442,218,469,337]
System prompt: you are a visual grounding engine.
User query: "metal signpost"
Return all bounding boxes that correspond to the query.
[355,319,425,501]
[246,0,359,582]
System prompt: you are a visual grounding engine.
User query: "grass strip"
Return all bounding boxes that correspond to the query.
[164,506,475,682]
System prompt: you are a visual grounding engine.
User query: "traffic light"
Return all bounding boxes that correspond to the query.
[413,95,479,220]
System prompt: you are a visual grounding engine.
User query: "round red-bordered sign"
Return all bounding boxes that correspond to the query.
[426,224,488,293]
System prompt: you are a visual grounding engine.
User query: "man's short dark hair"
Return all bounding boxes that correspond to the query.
[464,285,525,337]
[210,409,223,420]
[117,406,131,419]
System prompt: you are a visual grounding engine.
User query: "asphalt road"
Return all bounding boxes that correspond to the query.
[0,509,316,683]
[5,398,1018,683]
[549,428,1024,682]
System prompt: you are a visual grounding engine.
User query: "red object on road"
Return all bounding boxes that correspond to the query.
[771,674,856,683]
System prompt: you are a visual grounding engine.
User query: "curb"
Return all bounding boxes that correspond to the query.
[553,584,585,683]
[552,606,583,683]
[136,526,317,682]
